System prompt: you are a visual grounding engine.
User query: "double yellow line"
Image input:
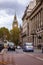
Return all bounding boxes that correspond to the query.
[0,61,8,65]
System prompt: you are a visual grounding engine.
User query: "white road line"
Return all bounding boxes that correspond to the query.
[24,53,43,61]
[29,54,43,61]
[28,54,34,57]
[36,57,43,61]
[24,53,34,57]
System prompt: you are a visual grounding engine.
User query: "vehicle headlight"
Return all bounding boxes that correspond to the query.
[26,46,29,48]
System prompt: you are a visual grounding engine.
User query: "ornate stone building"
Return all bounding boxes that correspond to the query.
[22,1,36,43]
[26,0,43,47]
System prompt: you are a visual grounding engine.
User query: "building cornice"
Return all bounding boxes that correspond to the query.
[22,13,26,20]
[26,1,43,19]
[22,5,29,20]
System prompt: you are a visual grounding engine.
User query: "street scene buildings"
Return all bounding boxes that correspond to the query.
[0,0,43,65]
[22,0,43,47]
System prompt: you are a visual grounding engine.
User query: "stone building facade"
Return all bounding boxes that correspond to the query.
[26,0,43,47]
[22,1,36,43]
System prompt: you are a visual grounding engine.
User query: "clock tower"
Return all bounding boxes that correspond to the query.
[12,14,18,28]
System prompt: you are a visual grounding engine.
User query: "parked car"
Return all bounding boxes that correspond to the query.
[0,42,4,52]
[7,42,15,51]
[17,46,21,49]
[23,42,34,52]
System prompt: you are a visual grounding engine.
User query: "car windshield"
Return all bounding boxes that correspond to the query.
[26,43,32,46]
[7,42,14,46]
[24,43,33,46]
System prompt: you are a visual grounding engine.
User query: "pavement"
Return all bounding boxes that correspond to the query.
[0,49,15,65]
[34,48,42,53]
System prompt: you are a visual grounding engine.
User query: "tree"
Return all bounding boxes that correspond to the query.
[0,27,10,41]
[0,28,3,39]
[10,27,20,46]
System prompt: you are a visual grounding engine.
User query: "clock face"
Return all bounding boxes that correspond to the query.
[14,24,17,27]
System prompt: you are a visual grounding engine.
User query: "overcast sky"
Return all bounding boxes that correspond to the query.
[0,0,33,30]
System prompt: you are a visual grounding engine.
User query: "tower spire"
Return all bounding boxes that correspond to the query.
[14,12,17,21]
[12,13,18,28]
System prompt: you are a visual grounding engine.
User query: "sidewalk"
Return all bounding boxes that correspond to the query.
[0,49,15,65]
[34,47,42,53]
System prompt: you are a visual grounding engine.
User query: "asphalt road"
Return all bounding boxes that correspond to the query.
[0,49,43,65]
[14,49,43,65]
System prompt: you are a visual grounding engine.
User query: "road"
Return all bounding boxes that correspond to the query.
[0,49,43,65]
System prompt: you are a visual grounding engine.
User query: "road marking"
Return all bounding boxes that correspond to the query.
[23,53,34,57]
[0,61,8,64]
[29,54,43,61]
[36,57,43,61]
[28,54,34,57]
[24,53,43,61]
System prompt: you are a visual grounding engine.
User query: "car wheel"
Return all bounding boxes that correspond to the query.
[32,50,34,52]
[14,49,15,51]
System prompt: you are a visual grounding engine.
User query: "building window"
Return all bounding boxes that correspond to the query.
[39,11,41,28]
[41,9,43,29]
[32,18,34,31]
[35,15,37,30]
[37,13,39,28]
[37,14,38,29]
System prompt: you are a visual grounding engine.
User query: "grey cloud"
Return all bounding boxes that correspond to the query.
[0,2,25,17]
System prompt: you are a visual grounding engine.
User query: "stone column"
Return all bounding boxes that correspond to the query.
[41,6,43,27]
